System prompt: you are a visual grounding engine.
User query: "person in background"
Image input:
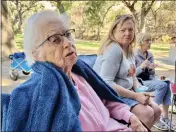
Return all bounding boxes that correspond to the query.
[93,14,161,129]
[169,34,176,62]
[135,32,175,130]
[170,35,176,47]
[1,10,147,132]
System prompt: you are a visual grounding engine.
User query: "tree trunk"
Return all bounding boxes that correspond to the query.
[56,0,65,14]
[2,1,17,60]
[18,7,23,33]
[96,25,101,40]
[140,11,145,33]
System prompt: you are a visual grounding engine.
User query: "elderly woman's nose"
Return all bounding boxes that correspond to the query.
[63,37,73,48]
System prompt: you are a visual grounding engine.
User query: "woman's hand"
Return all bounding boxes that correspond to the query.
[128,64,136,77]
[130,115,148,131]
[148,63,157,70]
[140,59,149,69]
[134,93,150,105]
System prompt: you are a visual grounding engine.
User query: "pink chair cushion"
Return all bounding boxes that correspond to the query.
[171,83,176,94]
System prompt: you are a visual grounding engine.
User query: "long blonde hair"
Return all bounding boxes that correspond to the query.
[98,14,136,58]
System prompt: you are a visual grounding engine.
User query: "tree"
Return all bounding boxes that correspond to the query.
[151,1,162,35]
[56,0,65,13]
[85,1,116,40]
[69,2,88,39]
[52,0,73,14]
[8,1,44,34]
[2,1,17,59]
[122,0,155,32]
[147,1,176,37]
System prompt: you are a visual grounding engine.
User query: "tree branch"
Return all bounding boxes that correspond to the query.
[141,1,147,9]
[131,0,138,8]
[21,1,37,15]
[144,0,155,16]
[100,4,113,27]
[122,0,131,8]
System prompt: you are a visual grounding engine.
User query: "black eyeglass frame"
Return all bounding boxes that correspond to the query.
[37,29,75,48]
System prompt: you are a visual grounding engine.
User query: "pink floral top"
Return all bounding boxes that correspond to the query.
[72,73,133,131]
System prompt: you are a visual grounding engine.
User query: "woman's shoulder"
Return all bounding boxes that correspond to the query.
[147,50,153,57]
[102,42,123,61]
[109,42,122,51]
[134,48,140,55]
[105,42,123,55]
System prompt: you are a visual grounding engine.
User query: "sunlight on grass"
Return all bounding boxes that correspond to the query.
[150,43,169,53]
[76,40,100,48]
[14,34,23,50]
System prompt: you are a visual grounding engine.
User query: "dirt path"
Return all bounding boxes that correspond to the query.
[2,60,30,93]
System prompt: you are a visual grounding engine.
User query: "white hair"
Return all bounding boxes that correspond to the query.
[136,33,151,46]
[23,10,70,66]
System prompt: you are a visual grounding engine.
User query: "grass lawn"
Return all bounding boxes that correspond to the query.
[14,34,170,55]
[14,34,24,50]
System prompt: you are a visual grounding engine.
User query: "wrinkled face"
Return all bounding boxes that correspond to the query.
[140,38,152,51]
[39,21,77,69]
[113,19,135,48]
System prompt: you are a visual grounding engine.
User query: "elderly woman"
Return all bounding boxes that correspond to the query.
[93,14,161,129]
[135,33,174,130]
[1,10,148,132]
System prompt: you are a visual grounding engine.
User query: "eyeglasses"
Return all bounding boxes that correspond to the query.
[144,39,152,44]
[37,29,75,48]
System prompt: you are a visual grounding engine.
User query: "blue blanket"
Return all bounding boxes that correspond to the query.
[2,59,124,131]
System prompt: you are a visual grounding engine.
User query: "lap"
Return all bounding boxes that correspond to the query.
[119,97,140,109]
[143,80,168,92]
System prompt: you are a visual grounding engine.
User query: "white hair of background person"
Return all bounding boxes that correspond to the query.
[23,10,70,66]
[136,33,151,46]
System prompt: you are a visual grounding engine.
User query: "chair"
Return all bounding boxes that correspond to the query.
[78,54,97,68]
[169,60,176,132]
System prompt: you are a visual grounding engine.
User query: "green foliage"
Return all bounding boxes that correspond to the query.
[84,1,118,40]
[8,1,176,42]
[85,1,117,27]
[85,1,105,26]
[147,1,176,36]
[14,34,23,49]
[7,1,45,34]
[162,35,171,43]
[62,1,73,13]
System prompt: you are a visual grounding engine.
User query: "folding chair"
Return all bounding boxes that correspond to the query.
[169,60,176,132]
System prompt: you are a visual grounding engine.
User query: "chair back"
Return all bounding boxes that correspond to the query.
[78,54,97,68]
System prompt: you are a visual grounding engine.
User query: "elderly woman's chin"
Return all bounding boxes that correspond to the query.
[65,52,78,65]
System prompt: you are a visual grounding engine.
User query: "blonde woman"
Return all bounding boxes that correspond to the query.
[93,14,161,129]
[135,33,175,130]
